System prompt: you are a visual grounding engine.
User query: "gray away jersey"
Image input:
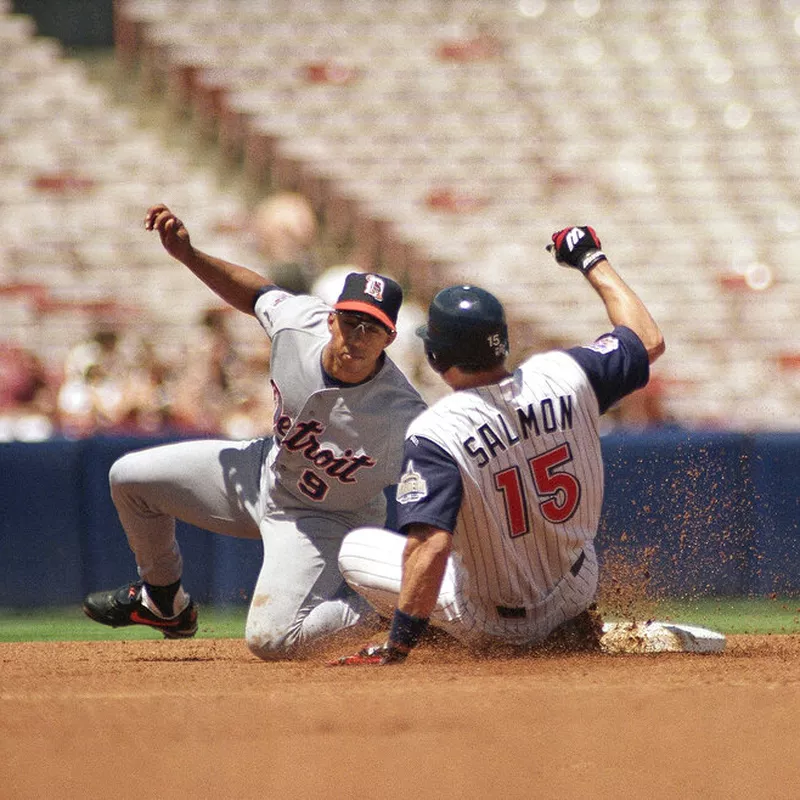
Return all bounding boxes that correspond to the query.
[255,289,427,524]
[396,330,648,610]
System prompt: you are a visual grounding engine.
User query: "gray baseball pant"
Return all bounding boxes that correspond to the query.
[109,438,371,659]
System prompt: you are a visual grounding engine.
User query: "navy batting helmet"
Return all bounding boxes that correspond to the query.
[417,285,509,374]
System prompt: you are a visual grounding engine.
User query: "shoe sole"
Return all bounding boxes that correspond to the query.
[162,626,198,640]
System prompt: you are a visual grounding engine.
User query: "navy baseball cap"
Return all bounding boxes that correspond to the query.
[334,272,402,333]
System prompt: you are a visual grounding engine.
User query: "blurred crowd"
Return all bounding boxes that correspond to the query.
[0,191,669,443]
[0,192,440,443]
[0,310,276,442]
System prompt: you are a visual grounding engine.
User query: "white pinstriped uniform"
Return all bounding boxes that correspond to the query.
[340,350,605,648]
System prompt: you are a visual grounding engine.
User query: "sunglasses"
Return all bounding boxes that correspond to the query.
[335,311,391,337]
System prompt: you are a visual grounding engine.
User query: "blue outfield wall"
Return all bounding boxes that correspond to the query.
[599,431,799,597]
[0,432,798,607]
[0,436,266,608]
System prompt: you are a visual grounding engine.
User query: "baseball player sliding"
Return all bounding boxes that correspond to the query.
[82,204,426,659]
[331,227,668,665]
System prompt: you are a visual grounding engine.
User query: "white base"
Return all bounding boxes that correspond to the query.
[601,621,726,654]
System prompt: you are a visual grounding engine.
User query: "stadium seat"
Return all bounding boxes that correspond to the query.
[3,0,800,429]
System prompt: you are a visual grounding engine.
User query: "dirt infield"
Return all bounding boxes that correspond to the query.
[2,634,799,800]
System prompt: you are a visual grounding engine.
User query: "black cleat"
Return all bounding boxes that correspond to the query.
[82,581,198,639]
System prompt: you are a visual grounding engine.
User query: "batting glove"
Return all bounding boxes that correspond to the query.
[547,226,607,274]
[327,642,409,667]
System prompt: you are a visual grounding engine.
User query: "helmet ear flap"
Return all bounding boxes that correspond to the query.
[425,343,452,374]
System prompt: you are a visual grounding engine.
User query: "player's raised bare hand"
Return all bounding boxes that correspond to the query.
[546,226,607,274]
[145,204,192,262]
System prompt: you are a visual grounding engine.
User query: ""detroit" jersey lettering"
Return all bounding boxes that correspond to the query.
[278,418,376,483]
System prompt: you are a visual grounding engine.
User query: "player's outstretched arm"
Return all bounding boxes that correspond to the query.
[397,525,452,619]
[328,525,451,667]
[145,204,272,316]
[584,260,665,363]
[548,226,665,364]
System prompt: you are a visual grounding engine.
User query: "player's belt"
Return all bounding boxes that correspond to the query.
[496,550,586,620]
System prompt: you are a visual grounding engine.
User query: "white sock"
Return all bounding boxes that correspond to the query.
[141,584,190,618]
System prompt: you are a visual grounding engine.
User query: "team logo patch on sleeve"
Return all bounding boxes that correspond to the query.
[582,335,620,355]
[262,289,292,310]
[396,460,428,504]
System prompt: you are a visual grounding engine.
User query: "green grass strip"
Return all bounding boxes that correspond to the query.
[0,597,798,643]
[0,606,248,642]
[647,596,800,635]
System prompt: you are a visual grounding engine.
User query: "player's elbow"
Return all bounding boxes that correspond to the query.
[645,328,666,364]
[632,317,665,365]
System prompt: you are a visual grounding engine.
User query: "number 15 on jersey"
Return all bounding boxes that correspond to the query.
[493,442,581,537]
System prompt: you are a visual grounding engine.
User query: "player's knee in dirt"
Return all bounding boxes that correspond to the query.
[245,633,289,661]
[245,620,304,661]
[246,633,318,662]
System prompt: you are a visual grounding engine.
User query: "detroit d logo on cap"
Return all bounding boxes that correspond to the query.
[364,275,385,302]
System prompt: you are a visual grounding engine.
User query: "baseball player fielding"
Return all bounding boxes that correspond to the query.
[82,204,427,659]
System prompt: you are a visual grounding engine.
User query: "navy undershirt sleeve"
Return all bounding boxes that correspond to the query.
[252,283,288,311]
[395,436,462,534]
[566,325,650,414]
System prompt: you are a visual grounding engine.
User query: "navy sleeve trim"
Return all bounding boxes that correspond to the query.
[566,325,650,414]
[252,284,286,311]
[396,436,462,534]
